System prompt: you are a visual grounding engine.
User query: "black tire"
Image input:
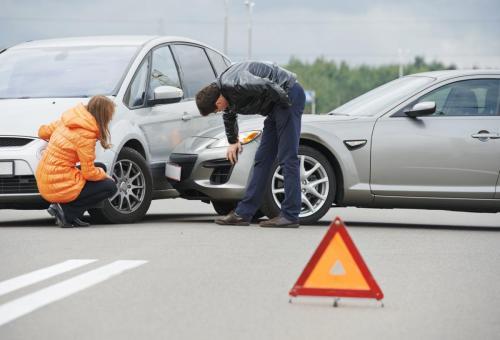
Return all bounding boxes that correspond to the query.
[89,147,152,224]
[261,145,336,225]
[212,201,237,215]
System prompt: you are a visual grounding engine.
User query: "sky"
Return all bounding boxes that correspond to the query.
[1,0,499,68]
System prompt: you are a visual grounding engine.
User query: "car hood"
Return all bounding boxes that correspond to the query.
[194,114,357,139]
[0,98,94,137]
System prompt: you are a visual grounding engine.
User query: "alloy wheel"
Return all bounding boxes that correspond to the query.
[109,160,146,213]
[271,155,329,218]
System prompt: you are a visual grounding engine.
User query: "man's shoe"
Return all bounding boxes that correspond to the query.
[72,218,90,227]
[259,216,300,228]
[47,204,73,228]
[215,211,250,226]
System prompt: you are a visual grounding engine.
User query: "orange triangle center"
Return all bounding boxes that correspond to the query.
[304,233,370,290]
[289,217,384,300]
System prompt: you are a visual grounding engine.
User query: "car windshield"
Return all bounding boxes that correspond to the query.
[0,45,139,99]
[329,76,435,116]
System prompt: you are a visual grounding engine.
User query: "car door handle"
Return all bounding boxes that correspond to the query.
[471,131,500,139]
[181,113,193,121]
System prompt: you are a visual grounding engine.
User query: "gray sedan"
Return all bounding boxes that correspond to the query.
[167,70,500,224]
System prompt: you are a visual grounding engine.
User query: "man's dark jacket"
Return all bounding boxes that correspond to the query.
[216,61,297,144]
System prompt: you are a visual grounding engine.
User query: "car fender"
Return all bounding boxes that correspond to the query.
[300,120,374,205]
[95,119,150,171]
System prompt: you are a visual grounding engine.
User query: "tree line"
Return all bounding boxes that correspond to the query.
[283,56,457,114]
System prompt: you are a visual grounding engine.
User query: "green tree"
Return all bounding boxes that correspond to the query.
[284,56,456,114]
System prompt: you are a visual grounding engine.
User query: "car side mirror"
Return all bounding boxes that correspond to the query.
[404,101,436,118]
[150,86,183,105]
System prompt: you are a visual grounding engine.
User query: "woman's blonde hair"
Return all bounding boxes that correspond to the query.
[86,95,115,149]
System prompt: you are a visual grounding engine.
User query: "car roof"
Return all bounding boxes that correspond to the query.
[410,69,500,80]
[9,35,221,52]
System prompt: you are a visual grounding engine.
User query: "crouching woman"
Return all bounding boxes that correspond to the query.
[35,95,118,228]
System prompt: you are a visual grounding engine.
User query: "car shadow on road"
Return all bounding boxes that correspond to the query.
[140,213,219,224]
[310,220,500,231]
[142,214,500,231]
[2,214,498,231]
[0,213,219,228]
[0,218,56,228]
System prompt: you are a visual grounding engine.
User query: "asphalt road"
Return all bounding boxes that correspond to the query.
[1,199,499,340]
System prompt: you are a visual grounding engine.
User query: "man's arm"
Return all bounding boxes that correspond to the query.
[223,110,239,144]
[222,110,243,164]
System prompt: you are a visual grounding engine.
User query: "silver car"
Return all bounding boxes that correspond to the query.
[168,70,500,224]
[0,35,230,223]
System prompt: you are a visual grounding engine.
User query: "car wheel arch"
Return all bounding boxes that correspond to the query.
[122,139,147,160]
[110,136,150,165]
[300,138,344,205]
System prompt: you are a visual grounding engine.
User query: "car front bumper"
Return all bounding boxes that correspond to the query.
[168,136,259,201]
[0,137,48,208]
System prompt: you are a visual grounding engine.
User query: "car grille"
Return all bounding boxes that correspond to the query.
[202,159,234,185]
[0,175,39,194]
[168,153,198,180]
[0,137,34,147]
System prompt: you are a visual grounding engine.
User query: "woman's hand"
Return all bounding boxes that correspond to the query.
[226,142,243,165]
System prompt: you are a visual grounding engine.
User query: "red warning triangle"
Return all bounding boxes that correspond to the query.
[289,217,383,300]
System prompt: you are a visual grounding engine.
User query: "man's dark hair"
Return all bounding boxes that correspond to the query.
[196,83,220,116]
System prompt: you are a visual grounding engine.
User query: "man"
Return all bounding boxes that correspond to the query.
[196,61,305,228]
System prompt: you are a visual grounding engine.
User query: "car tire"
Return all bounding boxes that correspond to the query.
[89,147,152,224]
[212,201,237,216]
[261,145,336,225]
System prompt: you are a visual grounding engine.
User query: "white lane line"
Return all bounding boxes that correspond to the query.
[0,259,97,297]
[0,260,147,327]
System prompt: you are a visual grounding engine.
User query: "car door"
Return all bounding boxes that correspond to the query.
[371,77,500,199]
[170,44,225,136]
[132,45,196,163]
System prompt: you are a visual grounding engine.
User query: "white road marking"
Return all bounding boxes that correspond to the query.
[0,260,147,327]
[0,259,97,297]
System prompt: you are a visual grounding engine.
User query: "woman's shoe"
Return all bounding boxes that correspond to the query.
[47,204,59,225]
[47,204,74,228]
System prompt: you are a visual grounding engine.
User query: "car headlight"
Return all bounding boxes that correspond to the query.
[209,130,262,148]
[36,145,47,160]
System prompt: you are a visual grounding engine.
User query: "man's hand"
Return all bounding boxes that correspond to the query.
[226,142,243,165]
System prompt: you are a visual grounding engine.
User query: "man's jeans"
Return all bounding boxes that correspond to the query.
[235,82,306,222]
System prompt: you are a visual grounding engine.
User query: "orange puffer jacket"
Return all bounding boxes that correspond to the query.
[35,103,107,203]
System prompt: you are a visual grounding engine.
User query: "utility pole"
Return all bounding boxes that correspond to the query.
[398,48,403,78]
[157,18,165,35]
[244,0,255,60]
[223,0,229,55]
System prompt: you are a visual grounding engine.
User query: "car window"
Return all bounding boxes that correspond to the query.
[127,57,149,108]
[206,49,229,76]
[415,79,500,116]
[173,44,216,98]
[148,46,181,100]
